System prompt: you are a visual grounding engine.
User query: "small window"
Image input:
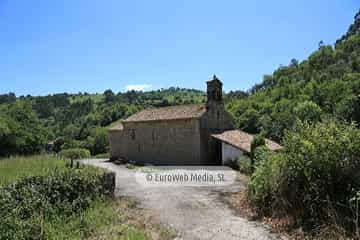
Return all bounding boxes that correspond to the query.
[131,129,136,140]
[152,130,155,142]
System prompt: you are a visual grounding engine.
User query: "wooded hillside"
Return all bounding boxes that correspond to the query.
[0,10,359,156]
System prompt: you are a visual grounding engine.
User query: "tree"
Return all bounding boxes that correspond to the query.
[33,97,53,118]
[0,102,48,156]
[336,95,360,123]
[237,108,261,133]
[104,89,115,103]
[92,127,109,155]
[82,127,109,155]
[0,93,16,104]
[294,101,322,123]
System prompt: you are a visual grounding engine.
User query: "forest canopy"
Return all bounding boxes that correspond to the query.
[0,10,359,156]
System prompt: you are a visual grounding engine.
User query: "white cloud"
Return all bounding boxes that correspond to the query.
[124,84,152,92]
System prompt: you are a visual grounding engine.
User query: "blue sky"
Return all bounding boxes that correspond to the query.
[0,0,358,96]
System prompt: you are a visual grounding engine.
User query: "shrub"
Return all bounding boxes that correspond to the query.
[248,153,283,215]
[253,145,272,167]
[249,121,360,233]
[59,148,91,160]
[250,132,266,171]
[250,133,266,154]
[224,157,240,170]
[238,154,252,175]
[224,154,253,175]
[0,167,113,239]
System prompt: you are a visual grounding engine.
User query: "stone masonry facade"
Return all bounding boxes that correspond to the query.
[109,76,234,165]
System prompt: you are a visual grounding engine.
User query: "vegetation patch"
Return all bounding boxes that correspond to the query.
[0,166,113,239]
[0,155,171,239]
[94,153,110,159]
[0,155,65,186]
[41,198,172,240]
[0,88,205,158]
[248,121,360,238]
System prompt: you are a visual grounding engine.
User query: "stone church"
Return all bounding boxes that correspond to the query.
[109,76,234,165]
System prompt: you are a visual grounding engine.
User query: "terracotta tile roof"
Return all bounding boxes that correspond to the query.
[122,104,206,122]
[211,129,282,153]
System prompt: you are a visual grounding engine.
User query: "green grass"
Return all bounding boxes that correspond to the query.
[44,200,150,240]
[0,154,66,186]
[0,155,168,240]
[94,153,110,159]
[126,163,144,170]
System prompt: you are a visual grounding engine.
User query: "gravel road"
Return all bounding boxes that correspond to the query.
[82,159,280,240]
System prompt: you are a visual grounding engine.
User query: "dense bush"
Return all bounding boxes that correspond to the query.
[59,148,91,160]
[252,146,272,167]
[0,167,111,240]
[224,154,253,175]
[250,133,266,170]
[223,157,240,170]
[237,154,253,175]
[249,121,360,232]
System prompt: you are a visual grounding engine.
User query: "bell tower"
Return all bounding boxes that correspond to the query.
[206,74,223,109]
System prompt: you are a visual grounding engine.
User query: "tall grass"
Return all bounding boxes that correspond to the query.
[44,200,150,240]
[0,155,159,240]
[0,155,66,186]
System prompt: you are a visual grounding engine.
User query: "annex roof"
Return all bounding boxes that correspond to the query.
[211,129,282,153]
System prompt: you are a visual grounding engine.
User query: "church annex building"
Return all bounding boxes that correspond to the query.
[109,76,281,165]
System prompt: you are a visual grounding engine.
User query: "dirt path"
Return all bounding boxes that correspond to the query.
[82,159,280,240]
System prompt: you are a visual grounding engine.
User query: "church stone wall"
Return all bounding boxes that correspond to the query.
[109,130,125,160]
[109,119,201,165]
[109,77,235,165]
[199,104,234,165]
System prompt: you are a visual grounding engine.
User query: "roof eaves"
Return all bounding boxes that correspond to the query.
[122,115,204,123]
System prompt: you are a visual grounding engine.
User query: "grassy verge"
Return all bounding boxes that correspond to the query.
[126,163,144,170]
[0,155,66,185]
[44,199,153,240]
[0,155,172,240]
[94,153,110,159]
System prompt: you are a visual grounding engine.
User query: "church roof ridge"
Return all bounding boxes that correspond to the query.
[122,103,206,123]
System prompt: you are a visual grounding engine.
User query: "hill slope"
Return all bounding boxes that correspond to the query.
[0,88,205,156]
[0,10,359,155]
[226,10,360,141]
